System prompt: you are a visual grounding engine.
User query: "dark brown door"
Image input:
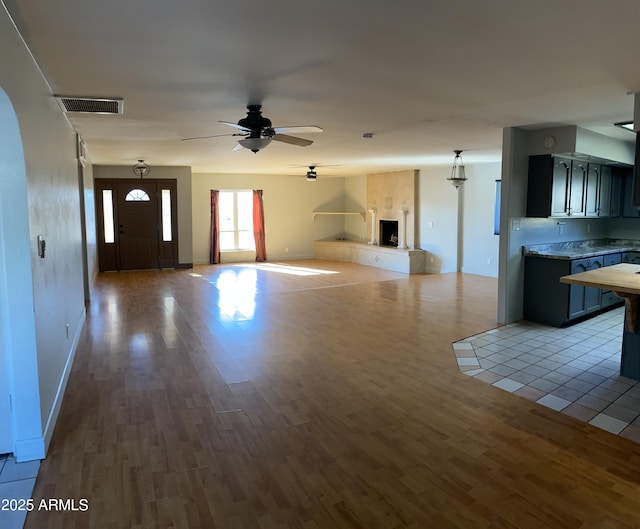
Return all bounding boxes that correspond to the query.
[95,178,178,271]
[116,181,159,270]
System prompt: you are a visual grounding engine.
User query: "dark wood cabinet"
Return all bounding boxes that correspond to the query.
[622,251,640,264]
[585,164,612,217]
[568,256,603,319]
[610,168,624,218]
[601,253,623,308]
[527,155,623,218]
[524,253,621,327]
[621,169,640,217]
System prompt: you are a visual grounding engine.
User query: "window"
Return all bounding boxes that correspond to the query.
[102,189,115,243]
[125,189,150,201]
[219,191,255,251]
[161,189,172,242]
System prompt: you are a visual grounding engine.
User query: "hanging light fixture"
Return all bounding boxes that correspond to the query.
[237,137,272,153]
[447,150,467,188]
[132,159,150,178]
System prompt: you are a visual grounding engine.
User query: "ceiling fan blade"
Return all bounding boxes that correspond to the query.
[219,120,252,132]
[272,134,313,147]
[232,143,244,151]
[181,133,242,141]
[273,125,323,134]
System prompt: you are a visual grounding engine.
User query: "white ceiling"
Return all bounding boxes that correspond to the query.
[4,0,639,177]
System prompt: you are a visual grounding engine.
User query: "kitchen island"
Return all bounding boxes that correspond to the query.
[561,263,640,380]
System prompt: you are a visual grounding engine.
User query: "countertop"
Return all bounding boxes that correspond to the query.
[523,239,640,260]
[560,263,640,295]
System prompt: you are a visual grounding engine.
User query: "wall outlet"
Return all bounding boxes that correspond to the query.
[284,247,289,253]
[487,257,491,265]
[430,256,434,263]
[512,219,520,231]
[587,224,591,233]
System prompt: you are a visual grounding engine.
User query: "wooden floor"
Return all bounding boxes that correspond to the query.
[26,260,640,529]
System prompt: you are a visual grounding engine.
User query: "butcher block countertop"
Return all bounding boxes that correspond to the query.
[560,263,640,295]
[561,263,640,332]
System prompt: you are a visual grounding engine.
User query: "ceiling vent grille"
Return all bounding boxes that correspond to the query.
[54,96,123,114]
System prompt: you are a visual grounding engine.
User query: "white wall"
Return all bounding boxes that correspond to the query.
[1,1,89,460]
[461,163,501,277]
[192,173,347,264]
[94,165,193,265]
[418,166,462,273]
[344,174,368,241]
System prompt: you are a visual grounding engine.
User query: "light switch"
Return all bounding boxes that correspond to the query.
[37,236,46,258]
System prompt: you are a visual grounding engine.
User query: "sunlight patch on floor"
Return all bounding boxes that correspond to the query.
[236,262,339,276]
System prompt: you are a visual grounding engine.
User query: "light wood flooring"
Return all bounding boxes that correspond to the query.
[26,260,640,528]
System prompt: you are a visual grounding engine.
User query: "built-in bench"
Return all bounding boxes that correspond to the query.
[313,240,426,274]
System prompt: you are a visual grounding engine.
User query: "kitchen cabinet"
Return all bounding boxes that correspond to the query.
[524,253,621,327]
[526,155,602,218]
[585,164,612,217]
[568,256,603,319]
[601,253,623,307]
[621,169,640,217]
[622,251,640,264]
[610,168,624,218]
[526,154,629,218]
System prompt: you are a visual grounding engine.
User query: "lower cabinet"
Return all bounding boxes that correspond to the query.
[524,254,621,327]
[567,257,603,320]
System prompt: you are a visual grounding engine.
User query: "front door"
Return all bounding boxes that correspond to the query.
[117,181,159,270]
[96,179,178,271]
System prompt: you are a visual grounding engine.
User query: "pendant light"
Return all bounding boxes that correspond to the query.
[447,150,467,188]
[132,159,150,178]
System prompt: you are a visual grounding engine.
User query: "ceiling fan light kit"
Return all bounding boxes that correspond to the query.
[214,104,322,153]
[237,137,272,153]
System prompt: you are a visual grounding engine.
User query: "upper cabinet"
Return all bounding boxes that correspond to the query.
[526,154,624,218]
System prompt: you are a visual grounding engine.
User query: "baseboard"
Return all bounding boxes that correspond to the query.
[42,307,86,453]
[175,262,193,269]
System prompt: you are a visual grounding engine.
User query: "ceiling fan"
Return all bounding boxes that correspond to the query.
[289,164,342,181]
[182,104,323,153]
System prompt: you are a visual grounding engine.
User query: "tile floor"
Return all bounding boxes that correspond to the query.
[0,454,40,529]
[454,306,640,442]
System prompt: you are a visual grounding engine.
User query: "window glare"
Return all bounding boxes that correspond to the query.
[219,231,235,250]
[237,192,253,231]
[102,189,115,243]
[218,191,255,251]
[162,189,172,241]
[238,230,254,249]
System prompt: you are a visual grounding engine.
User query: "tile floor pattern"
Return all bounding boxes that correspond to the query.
[0,454,40,529]
[454,306,640,442]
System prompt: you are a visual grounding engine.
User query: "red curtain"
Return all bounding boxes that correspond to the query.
[210,190,221,264]
[253,189,266,262]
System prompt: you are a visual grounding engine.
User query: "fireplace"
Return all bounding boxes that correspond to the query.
[379,220,399,247]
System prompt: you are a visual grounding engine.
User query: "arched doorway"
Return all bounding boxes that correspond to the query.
[0,87,42,457]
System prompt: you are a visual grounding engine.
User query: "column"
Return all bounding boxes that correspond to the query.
[397,209,408,249]
[368,208,377,245]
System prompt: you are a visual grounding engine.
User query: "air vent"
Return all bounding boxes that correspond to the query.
[54,96,123,114]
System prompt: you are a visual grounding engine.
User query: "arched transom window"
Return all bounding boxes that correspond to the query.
[125,189,150,201]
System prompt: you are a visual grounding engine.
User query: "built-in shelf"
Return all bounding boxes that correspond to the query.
[312,211,366,221]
